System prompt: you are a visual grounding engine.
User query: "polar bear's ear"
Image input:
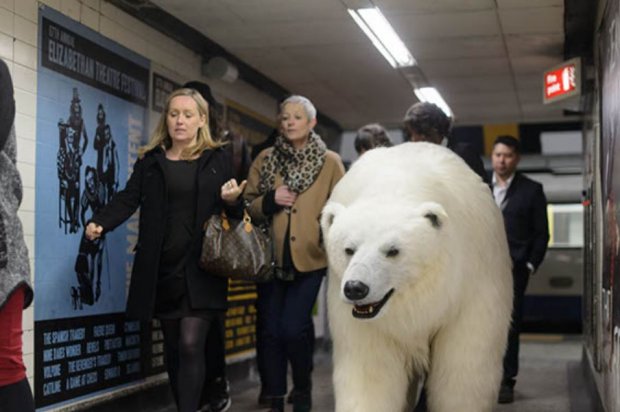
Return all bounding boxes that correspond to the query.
[418,202,448,229]
[321,202,346,234]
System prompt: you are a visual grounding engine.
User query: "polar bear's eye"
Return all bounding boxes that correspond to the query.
[344,247,356,256]
[386,247,399,257]
[424,212,441,228]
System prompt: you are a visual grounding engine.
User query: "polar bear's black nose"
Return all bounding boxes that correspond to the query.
[344,280,369,300]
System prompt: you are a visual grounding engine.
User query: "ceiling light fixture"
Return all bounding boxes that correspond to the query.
[414,87,453,117]
[348,7,415,68]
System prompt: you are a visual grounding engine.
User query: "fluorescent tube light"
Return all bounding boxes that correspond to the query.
[348,7,415,68]
[414,87,453,117]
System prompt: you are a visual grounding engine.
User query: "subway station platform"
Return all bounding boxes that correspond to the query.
[93,334,596,412]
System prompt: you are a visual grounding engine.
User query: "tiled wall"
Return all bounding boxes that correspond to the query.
[0,0,279,395]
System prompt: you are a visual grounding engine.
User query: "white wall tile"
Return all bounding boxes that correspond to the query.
[15,112,36,140]
[23,234,34,259]
[23,328,34,355]
[14,0,36,23]
[19,187,34,213]
[17,209,34,236]
[23,353,33,376]
[12,62,36,94]
[40,0,61,11]
[0,31,13,60]
[16,161,34,188]
[14,15,37,46]
[60,0,80,21]
[23,306,34,331]
[19,187,34,212]
[14,87,36,117]
[82,0,100,12]
[0,0,13,12]
[80,2,99,31]
[13,40,36,69]
[119,28,148,58]
[0,6,14,36]
[20,186,34,212]
[99,0,123,23]
[16,137,35,164]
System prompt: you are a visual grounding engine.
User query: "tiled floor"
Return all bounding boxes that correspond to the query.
[226,334,590,412]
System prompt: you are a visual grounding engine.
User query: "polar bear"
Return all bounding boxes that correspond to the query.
[321,142,513,412]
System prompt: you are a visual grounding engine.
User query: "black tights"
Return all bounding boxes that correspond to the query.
[161,317,212,412]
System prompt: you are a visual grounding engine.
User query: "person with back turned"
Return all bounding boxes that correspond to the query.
[403,101,488,183]
[403,101,489,411]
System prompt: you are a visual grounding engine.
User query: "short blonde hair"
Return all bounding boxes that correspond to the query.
[139,88,225,159]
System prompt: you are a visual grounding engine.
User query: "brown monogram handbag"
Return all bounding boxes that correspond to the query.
[199,210,274,282]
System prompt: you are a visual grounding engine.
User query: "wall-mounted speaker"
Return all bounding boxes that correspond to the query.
[202,57,238,83]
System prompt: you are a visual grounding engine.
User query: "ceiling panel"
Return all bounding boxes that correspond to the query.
[511,55,564,75]
[418,57,511,77]
[151,0,242,25]
[150,0,575,129]
[430,75,514,93]
[444,90,519,105]
[390,10,500,39]
[496,0,562,9]
[222,0,346,22]
[499,7,563,35]
[407,36,505,60]
[376,0,495,13]
[505,34,564,56]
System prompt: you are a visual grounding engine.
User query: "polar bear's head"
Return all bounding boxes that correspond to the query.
[321,199,449,320]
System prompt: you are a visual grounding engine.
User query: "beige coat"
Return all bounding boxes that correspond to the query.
[245,147,345,272]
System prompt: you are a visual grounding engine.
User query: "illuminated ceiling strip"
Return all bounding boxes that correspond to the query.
[348,7,415,68]
[414,87,453,117]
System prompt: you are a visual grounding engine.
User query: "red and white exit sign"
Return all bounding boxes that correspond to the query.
[543,57,581,104]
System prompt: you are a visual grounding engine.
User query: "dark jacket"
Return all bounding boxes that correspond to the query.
[494,172,549,270]
[449,141,489,184]
[91,147,236,320]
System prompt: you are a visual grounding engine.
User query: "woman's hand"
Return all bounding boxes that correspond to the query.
[221,178,247,204]
[85,222,103,240]
[274,185,297,207]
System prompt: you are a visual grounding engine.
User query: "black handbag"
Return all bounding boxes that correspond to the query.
[199,210,274,282]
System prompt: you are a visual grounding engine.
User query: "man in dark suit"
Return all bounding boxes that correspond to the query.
[403,102,489,183]
[491,135,549,404]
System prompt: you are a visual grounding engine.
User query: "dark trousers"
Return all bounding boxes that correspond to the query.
[502,264,530,387]
[0,378,34,412]
[256,270,324,397]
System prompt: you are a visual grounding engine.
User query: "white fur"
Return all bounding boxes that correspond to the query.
[321,142,513,412]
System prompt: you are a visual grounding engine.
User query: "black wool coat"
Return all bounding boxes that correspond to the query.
[92,147,236,320]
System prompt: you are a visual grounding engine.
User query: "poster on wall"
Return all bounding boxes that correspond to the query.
[599,0,620,390]
[34,7,164,409]
[152,72,180,113]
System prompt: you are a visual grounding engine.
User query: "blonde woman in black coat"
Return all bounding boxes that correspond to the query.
[85,88,245,412]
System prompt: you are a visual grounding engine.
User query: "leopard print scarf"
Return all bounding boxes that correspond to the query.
[258,132,327,194]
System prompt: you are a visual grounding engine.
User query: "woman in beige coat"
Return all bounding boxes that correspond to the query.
[245,95,344,412]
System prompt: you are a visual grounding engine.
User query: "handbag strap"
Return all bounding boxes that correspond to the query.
[206,210,253,232]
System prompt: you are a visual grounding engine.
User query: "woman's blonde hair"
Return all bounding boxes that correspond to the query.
[139,88,225,159]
